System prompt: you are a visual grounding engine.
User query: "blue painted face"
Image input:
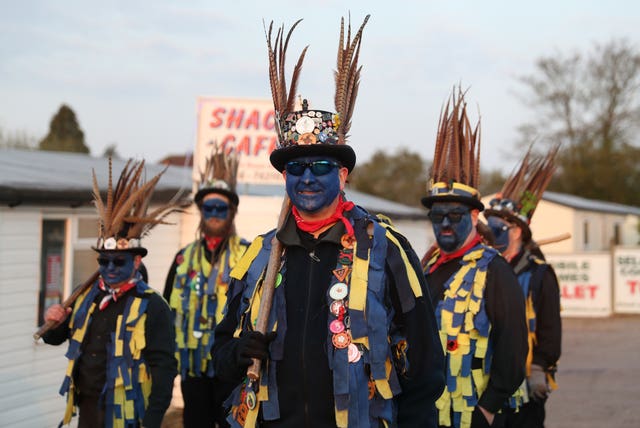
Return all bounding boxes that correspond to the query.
[285,155,342,214]
[201,198,229,220]
[429,203,474,253]
[97,252,136,286]
[487,216,512,254]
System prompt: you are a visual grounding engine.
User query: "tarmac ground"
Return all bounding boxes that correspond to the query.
[162,315,640,427]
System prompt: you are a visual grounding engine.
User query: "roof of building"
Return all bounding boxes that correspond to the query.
[0,149,428,218]
[543,191,640,216]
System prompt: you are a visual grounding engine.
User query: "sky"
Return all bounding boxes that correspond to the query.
[1,0,639,173]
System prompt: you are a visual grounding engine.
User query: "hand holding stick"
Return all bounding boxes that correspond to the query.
[246,195,291,381]
[33,270,100,341]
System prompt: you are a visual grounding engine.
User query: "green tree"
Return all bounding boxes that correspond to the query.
[517,39,640,205]
[102,143,121,159]
[348,148,429,207]
[39,104,90,153]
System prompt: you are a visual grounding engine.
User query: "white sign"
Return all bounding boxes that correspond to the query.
[613,248,640,314]
[195,97,282,185]
[546,253,611,317]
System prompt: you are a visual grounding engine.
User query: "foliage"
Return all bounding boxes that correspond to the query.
[348,148,429,207]
[39,104,90,153]
[102,143,121,159]
[517,39,640,206]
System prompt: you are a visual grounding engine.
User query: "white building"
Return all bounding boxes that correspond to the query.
[0,149,430,427]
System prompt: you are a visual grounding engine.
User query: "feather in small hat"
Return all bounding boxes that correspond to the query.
[194,142,240,206]
[92,158,181,256]
[422,87,484,210]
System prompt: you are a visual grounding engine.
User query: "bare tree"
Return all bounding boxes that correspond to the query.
[517,39,640,205]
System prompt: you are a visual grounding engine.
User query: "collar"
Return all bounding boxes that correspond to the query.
[428,234,482,274]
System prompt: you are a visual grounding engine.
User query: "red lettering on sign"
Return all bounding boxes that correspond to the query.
[226,109,245,129]
[627,280,640,295]
[244,110,260,130]
[561,284,598,299]
[264,111,276,130]
[236,135,251,155]
[210,108,225,128]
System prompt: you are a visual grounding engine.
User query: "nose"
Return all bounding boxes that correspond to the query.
[441,216,452,227]
[301,166,315,183]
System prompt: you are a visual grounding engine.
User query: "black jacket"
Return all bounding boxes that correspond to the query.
[426,250,528,413]
[213,213,445,427]
[43,282,177,428]
[510,249,562,370]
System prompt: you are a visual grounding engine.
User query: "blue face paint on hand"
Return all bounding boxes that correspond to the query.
[97,252,136,286]
[285,156,342,213]
[487,216,511,253]
[429,203,474,253]
[201,199,229,220]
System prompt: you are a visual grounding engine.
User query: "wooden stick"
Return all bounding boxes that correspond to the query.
[246,195,291,381]
[536,232,571,246]
[33,270,100,341]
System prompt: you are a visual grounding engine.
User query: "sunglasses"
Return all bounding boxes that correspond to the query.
[428,209,470,224]
[97,256,128,267]
[285,160,341,176]
[201,201,229,213]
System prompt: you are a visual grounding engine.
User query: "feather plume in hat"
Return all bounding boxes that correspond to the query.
[421,87,484,210]
[266,14,370,172]
[92,158,181,256]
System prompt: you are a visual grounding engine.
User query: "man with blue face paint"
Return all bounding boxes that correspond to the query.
[211,15,444,428]
[484,149,562,428]
[163,148,249,428]
[42,159,178,428]
[421,89,528,428]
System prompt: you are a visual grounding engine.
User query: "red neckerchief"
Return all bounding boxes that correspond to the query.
[292,196,355,236]
[98,278,137,311]
[205,235,223,251]
[428,235,482,274]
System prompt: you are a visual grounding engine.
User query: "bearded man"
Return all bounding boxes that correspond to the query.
[163,149,249,428]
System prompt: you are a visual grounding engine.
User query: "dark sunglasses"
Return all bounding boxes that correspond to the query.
[201,201,229,213]
[97,256,128,267]
[428,209,470,224]
[285,160,341,176]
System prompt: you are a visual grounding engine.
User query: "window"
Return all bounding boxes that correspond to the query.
[37,214,99,326]
[583,220,590,250]
[38,220,66,326]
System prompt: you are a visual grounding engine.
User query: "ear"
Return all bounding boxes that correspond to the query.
[134,255,142,269]
[338,167,349,191]
[470,209,480,226]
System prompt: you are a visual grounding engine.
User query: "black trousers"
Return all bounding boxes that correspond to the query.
[77,395,106,428]
[505,399,546,428]
[181,376,232,428]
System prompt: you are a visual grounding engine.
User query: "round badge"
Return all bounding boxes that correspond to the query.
[298,132,317,145]
[329,283,348,300]
[116,238,129,249]
[295,116,316,134]
[332,332,351,349]
[245,389,257,410]
[329,319,345,334]
[104,237,117,250]
[347,343,361,362]
[193,331,203,339]
[340,234,356,249]
[330,300,344,316]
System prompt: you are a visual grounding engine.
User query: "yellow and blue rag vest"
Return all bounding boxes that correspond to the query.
[225,207,423,428]
[169,235,248,377]
[426,244,510,428]
[58,279,155,428]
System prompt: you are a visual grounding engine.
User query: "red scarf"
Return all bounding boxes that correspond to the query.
[292,197,355,236]
[205,235,223,251]
[428,235,482,274]
[98,278,137,310]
